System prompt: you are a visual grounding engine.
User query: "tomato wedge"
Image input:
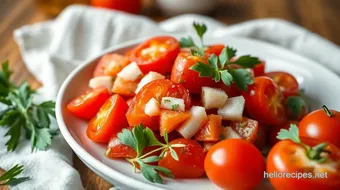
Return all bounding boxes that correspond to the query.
[266,71,299,97]
[87,94,128,143]
[171,52,214,93]
[160,110,191,136]
[126,79,191,131]
[128,36,180,74]
[230,117,259,143]
[205,44,225,56]
[67,88,110,120]
[93,53,129,77]
[243,76,287,125]
[112,77,138,97]
[194,114,222,142]
[253,61,265,77]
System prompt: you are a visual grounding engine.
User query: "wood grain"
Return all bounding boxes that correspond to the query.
[1,0,340,189]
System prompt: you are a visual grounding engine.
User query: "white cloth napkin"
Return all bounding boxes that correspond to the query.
[1,4,340,190]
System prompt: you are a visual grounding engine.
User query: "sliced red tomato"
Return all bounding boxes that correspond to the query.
[171,52,214,93]
[243,76,287,125]
[91,0,141,14]
[93,53,129,77]
[160,110,191,136]
[266,71,299,97]
[158,138,205,178]
[268,121,299,146]
[86,94,128,143]
[213,81,241,97]
[205,44,225,56]
[126,79,191,131]
[253,61,265,77]
[194,114,222,142]
[230,117,259,143]
[67,88,110,120]
[128,36,180,74]
[254,124,267,149]
[112,77,138,97]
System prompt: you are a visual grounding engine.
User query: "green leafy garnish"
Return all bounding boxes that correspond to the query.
[117,125,185,184]
[170,104,179,111]
[180,22,208,56]
[277,124,331,163]
[0,164,29,186]
[286,96,307,119]
[0,61,57,151]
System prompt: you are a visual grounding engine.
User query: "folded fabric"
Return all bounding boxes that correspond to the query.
[1,4,339,190]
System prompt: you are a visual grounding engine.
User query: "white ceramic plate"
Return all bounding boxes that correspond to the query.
[56,36,340,190]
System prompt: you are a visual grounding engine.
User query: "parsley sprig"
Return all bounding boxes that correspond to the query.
[181,22,261,91]
[0,61,57,151]
[285,89,310,119]
[117,124,185,183]
[0,164,29,186]
[277,124,330,163]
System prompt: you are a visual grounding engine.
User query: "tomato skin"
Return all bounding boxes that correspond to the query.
[205,139,265,190]
[267,137,340,190]
[87,94,128,143]
[112,77,138,97]
[158,138,205,178]
[67,88,110,120]
[299,108,340,148]
[230,117,259,143]
[253,61,265,77]
[268,121,299,147]
[129,36,180,74]
[243,76,287,125]
[194,114,222,142]
[91,0,141,14]
[171,53,214,93]
[213,81,241,97]
[93,53,129,77]
[266,71,299,97]
[126,79,191,131]
[254,124,267,149]
[205,44,225,56]
[159,110,191,136]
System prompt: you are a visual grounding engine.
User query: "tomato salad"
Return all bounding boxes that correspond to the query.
[67,22,340,189]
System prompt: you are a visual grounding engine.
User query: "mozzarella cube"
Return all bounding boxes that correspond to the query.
[221,127,242,139]
[135,72,165,93]
[89,76,113,91]
[201,86,228,109]
[117,62,143,81]
[160,97,185,111]
[217,96,245,121]
[177,106,207,139]
[144,98,161,116]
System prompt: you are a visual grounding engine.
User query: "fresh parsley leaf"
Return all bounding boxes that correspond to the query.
[0,164,29,186]
[208,54,218,70]
[117,124,147,157]
[277,124,301,143]
[144,128,163,147]
[189,62,215,77]
[193,22,207,40]
[218,47,228,68]
[137,161,164,184]
[164,130,169,144]
[232,55,261,68]
[230,69,254,91]
[179,37,195,48]
[286,96,306,119]
[226,47,237,61]
[220,70,233,86]
[140,156,161,163]
[169,147,179,161]
[212,72,221,82]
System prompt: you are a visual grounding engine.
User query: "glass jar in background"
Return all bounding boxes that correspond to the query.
[35,0,90,16]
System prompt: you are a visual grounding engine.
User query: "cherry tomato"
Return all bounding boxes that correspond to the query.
[171,52,214,93]
[253,61,265,77]
[230,117,259,143]
[243,76,287,125]
[126,79,191,131]
[267,137,340,190]
[254,124,267,149]
[266,71,299,97]
[205,44,225,56]
[159,110,191,136]
[91,0,141,14]
[194,114,222,142]
[93,53,129,77]
[213,81,241,97]
[87,94,128,143]
[268,121,299,147]
[205,139,265,190]
[299,106,340,148]
[158,138,205,178]
[67,88,110,120]
[128,36,180,74]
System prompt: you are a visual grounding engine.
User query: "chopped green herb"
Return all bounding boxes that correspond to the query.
[171,104,179,111]
[0,164,29,186]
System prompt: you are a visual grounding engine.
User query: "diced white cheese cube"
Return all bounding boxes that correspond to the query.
[160,97,185,111]
[177,106,207,139]
[217,96,245,121]
[221,127,242,139]
[117,62,143,81]
[201,86,228,109]
[144,98,160,116]
[135,72,165,93]
[89,76,113,91]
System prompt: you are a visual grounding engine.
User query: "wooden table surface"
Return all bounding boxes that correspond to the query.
[1,0,340,189]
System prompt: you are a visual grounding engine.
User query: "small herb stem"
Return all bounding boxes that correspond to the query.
[322,105,333,117]
[139,146,166,159]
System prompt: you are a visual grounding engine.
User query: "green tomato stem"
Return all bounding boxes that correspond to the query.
[322,105,333,117]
